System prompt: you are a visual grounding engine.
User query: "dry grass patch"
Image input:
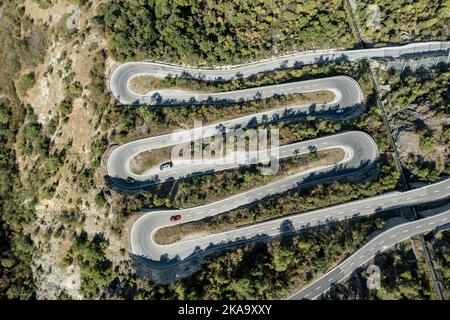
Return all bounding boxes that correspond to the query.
[128,74,335,107]
[129,75,167,94]
[129,146,173,175]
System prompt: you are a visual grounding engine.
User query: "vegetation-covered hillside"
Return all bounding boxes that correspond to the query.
[381,66,450,183]
[355,0,450,44]
[100,0,356,65]
[0,0,48,299]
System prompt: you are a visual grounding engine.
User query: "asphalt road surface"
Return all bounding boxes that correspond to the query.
[106,72,386,265]
[107,75,364,189]
[289,205,450,300]
[106,42,450,278]
[130,178,449,266]
[110,41,450,105]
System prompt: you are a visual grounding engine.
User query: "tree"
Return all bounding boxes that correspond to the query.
[18,73,35,92]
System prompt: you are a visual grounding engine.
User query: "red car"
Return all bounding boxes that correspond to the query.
[170,214,181,222]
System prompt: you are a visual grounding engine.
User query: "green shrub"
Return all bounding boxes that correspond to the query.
[18,73,35,92]
[95,193,107,208]
[59,99,73,117]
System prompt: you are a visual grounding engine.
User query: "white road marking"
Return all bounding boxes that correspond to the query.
[112,60,450,283]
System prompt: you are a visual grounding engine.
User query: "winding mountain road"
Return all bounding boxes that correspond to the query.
[107,75,364,189]
[128,129,378,263]
[105,41,450,292]
[110,41,450,105]
[131,178,449,266]
[107,73,380,263]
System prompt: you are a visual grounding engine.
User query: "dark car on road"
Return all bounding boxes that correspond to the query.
[170,214,181,222]
[160,161,173,170]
